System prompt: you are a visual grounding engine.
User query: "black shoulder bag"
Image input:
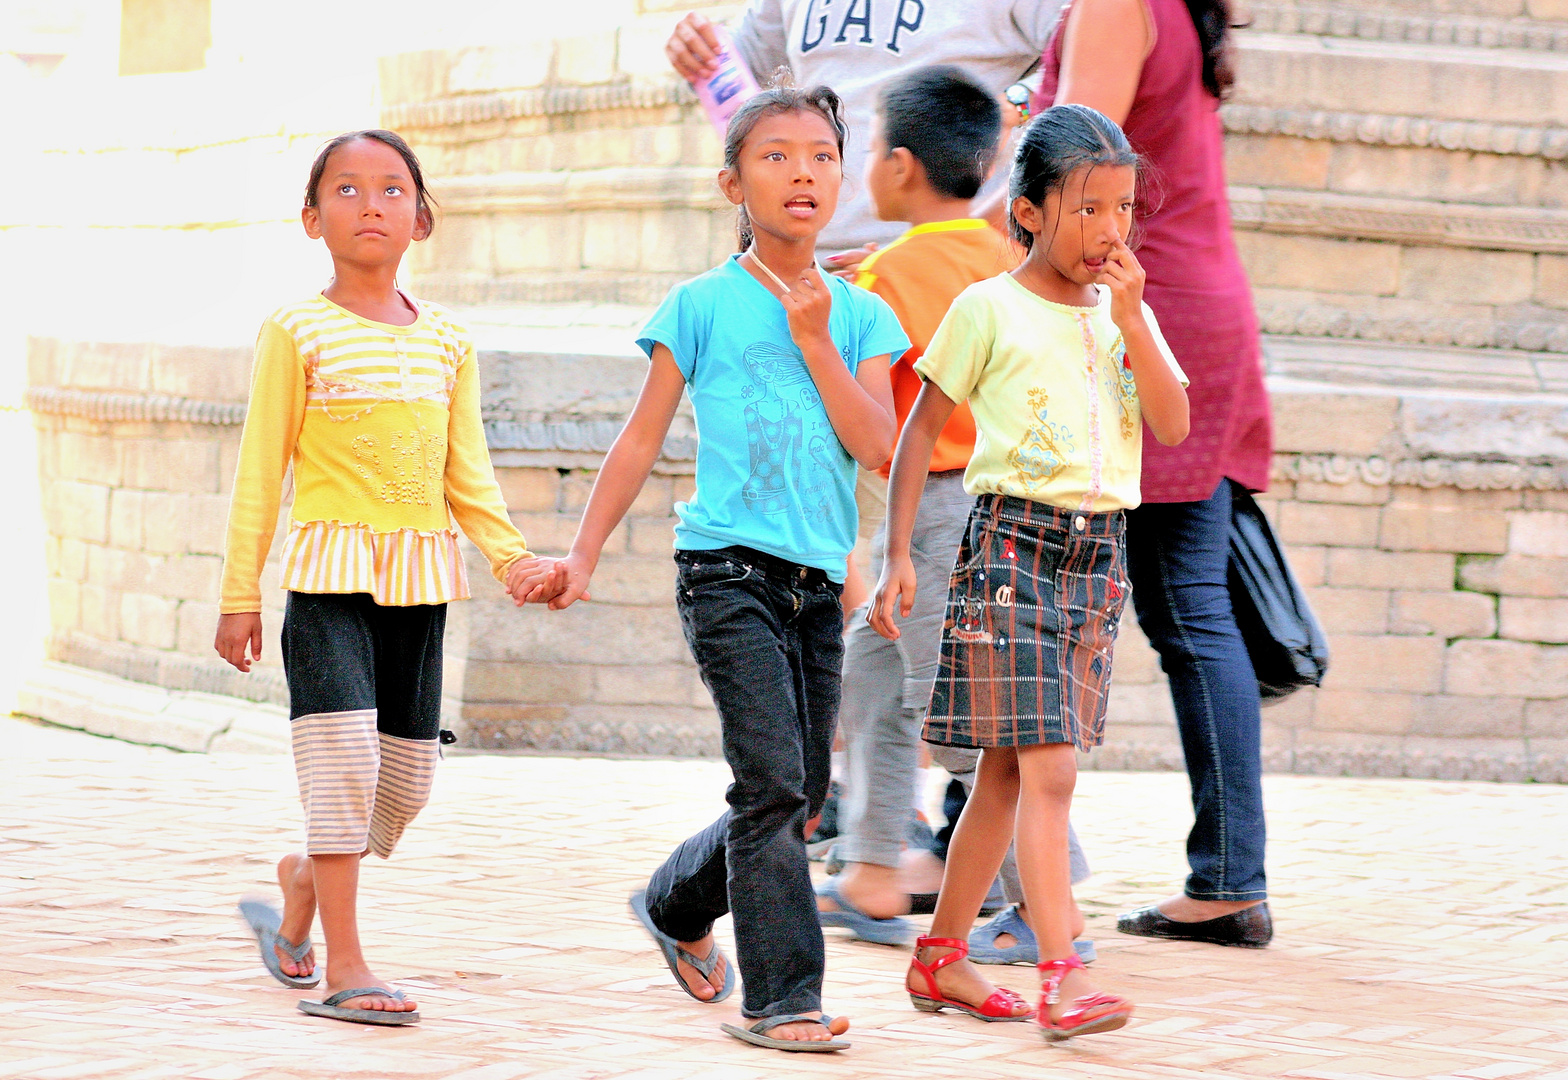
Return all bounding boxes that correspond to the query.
[1228,489,1330,703]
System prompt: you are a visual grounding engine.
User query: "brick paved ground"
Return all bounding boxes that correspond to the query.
[4,716,1567,1080]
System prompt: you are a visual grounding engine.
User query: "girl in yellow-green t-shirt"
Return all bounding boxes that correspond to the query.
[215,130,533,1027]
[869,105,1189,1042]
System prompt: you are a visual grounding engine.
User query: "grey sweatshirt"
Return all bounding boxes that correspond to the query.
[730,0,1064,252]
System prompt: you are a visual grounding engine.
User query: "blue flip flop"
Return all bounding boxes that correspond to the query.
[814,877,913,946]
[629,890,735,1004]
[297,986,419,1026]
[721,1013,850,1052]
[238,899,319,989]
[968,904,1096,965]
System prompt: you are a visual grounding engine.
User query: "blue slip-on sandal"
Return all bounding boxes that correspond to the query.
[968,904,1096,966]
[237,899,320,989]
[721,1013,850,1052]
[297,986,419,1026]
[814,877,913,947]
[629,890,735,1004]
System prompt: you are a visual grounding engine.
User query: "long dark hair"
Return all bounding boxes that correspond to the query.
[1186,0,1238,99]
[1008,104,1140,250]
[304,129,436,234]
[722,82,849,251]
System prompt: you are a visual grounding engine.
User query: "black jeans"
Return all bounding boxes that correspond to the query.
[644,547,844,1019]
[1126,480,1268,901]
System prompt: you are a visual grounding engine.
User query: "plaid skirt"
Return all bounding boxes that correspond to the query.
[924,494,1128,751]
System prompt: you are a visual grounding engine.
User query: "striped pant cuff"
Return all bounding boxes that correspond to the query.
[368,733,439,859]
[292,709,379,856]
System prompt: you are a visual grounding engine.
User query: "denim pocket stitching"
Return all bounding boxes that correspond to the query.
[676,559,755,596]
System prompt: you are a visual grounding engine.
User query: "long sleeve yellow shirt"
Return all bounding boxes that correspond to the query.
[219,294,530,614]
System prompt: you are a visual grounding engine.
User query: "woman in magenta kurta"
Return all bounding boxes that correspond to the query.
[1036,0,1275,947]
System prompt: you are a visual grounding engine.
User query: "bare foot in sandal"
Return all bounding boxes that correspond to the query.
[768,1013,851,1043]
[321,966,418,1013]
[908,939,1033,1019]
[275,853,317,979]
[673,934,729,1000]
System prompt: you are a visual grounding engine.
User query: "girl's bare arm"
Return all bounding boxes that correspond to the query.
[802,336,897,470]
[1051,0,1150,125]
[783,268,897,469]
[1101,237,1189,445]
[868,381,958,639]
[1123,320,1190,446]
[524,346,686,609]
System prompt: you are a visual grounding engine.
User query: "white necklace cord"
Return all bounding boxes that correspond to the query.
[747,247,819,295]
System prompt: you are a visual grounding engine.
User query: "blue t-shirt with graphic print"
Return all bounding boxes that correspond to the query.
[637,254,910,581]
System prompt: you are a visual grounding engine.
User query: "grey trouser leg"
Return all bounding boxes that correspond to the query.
[929,746,1092,897]
[838,471,973,868]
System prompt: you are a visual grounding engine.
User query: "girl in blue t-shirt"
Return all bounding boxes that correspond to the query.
[515,85,908,1053]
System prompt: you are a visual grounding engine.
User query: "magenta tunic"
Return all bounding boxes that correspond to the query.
[1035,0,1272,503]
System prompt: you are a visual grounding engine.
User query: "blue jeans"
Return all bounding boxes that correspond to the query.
[1125,480,1268,902]
[644,547,844,1019]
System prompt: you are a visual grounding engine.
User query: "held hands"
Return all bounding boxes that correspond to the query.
[778,266,835,351]
[1100,237,1148,333]
[665,12,722,81]
[214,612,263,672]
[506,553,593,611]
[866,554,918,641]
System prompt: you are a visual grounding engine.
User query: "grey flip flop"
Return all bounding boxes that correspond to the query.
[237,899,319,989]
[721,1013,850,1052]
[297,986,420,1026]
[629,890,734,1003]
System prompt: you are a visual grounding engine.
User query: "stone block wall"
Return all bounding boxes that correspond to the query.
[459,391,1568,782]
[24,335,1568,778]
[27,338,288,709]
[1101,389,1568,782]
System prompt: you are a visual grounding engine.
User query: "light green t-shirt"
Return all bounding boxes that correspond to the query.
[914,273,1187,512]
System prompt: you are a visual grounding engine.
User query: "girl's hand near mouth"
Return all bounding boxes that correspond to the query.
[1100,237,1147,333]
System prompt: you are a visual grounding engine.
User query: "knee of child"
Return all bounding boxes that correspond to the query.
[1017,745,1078,802]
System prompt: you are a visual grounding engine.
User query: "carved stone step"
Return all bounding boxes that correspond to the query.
[1261,334,1568,393]
[1245,0,1568,19]
[1244,0,1568,50]
[1234,32,1568,124]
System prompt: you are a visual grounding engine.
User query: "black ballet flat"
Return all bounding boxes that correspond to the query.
[1116,901,1273,948]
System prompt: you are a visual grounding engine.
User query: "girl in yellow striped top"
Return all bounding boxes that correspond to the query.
[216,130,532,1026]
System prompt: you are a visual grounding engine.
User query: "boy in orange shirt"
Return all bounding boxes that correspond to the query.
[816,66,1014,944]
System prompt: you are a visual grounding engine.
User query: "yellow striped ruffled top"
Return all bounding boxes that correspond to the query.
[219,293,530,612]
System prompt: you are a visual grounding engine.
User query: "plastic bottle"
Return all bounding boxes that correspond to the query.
[691,25,761,134]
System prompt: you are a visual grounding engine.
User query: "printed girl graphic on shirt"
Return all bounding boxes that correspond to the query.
[739,341,839,520]
[1005,386,1076,496]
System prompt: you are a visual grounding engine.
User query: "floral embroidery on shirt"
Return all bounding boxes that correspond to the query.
[1005,387,1077,495]
[351,430,448,506]
[1103,334,1139,440]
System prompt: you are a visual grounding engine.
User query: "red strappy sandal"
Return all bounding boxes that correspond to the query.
[1036,954,1133,1040]
[907,936,1036,1022]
